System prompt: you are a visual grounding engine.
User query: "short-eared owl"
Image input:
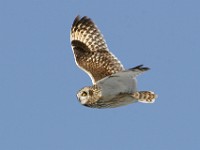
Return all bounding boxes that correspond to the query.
[70,15,157,108]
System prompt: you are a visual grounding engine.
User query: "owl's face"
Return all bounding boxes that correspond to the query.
[77,87,91,105]
[77,86,102,106]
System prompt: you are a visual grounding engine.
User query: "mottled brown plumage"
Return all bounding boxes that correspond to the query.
[132,91,157,103]
[70,16,124,84]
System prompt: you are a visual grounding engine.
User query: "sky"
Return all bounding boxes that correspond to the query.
[0,0,200,149]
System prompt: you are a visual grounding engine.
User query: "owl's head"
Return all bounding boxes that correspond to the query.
[77,86,102,106]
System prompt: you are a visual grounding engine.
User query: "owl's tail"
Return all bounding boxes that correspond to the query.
[132,91,158,103]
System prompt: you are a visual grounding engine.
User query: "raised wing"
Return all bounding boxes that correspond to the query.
[70,16,124,84]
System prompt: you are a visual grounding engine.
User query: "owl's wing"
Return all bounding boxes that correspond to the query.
[70,16,124,84]
[110,65,149,78]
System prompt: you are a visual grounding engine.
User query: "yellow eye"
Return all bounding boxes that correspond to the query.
[81,91,87,97]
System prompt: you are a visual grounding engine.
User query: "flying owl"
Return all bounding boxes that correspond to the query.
[70,15,157,108]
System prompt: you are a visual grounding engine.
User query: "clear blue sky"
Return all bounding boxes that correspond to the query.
[0,0,200,149]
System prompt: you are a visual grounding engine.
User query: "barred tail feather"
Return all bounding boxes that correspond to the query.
[132,91,157,103]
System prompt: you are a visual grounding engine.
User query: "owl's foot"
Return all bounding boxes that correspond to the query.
[132,91,157,103]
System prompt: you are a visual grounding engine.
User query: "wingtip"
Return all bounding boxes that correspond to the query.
[71,15,93,29]
[130,64,150,72]
[75,15,81,21]
[72,15,81,27]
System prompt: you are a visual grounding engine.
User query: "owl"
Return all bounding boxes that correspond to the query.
[70,15,157,108]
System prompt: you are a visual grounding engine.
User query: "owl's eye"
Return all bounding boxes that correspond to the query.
[81,91,88,97]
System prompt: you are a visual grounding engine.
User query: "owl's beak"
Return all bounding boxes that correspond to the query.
[76,93,81,102]
[77,93,88,105]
